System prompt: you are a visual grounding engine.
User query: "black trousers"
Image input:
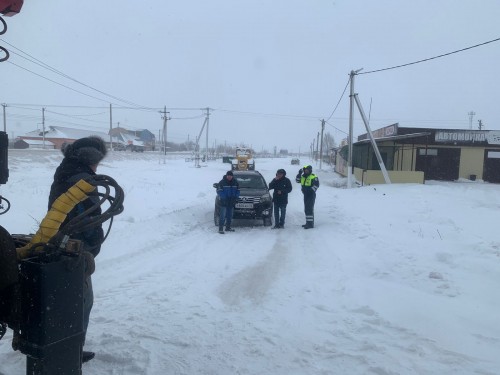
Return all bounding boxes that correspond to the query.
[303,193,316,226]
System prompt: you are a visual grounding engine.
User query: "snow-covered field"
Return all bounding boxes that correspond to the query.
[1,149,500,375]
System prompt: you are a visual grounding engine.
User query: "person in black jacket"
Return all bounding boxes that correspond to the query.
[268,168,292,229]
[48,136,108,363]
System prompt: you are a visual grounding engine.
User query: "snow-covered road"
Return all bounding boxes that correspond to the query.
[1,149,500,374]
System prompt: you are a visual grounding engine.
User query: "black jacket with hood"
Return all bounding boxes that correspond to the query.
[268,170,293,205]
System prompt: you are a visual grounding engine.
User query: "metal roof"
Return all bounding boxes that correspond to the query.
[22,126,109,140]
[355,132,431,145]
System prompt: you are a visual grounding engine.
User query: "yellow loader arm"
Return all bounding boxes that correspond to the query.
[16,179,95,260]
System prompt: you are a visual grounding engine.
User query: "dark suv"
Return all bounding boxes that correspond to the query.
[213,170,273,226]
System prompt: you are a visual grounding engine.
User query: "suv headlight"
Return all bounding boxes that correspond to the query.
[260,194,271,204]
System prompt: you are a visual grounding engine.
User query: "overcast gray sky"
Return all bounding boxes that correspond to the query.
[1,0,499,152]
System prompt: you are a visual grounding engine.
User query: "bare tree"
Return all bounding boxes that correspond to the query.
[323,132,336,153]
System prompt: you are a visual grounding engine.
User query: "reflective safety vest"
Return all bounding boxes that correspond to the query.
[300,173,317,186]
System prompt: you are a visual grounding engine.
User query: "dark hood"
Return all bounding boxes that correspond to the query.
[239,187,268,196]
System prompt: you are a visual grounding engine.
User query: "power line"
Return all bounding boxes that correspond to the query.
[5,113,40,121]
[6,108,146,132]
[42,118,108,130]
[47,110,108,117]
[325,120,348,136]
[6,61,123,104]
[1,38,154,109]
[6,102,471,127]
[359,36,500,75]
[170,114,206,120]
[325,77,350,122]
[8,103,318,119]
[45,109,109,125]
[215,108,320,121]
[6,103,111,109]
[5,103,206,113]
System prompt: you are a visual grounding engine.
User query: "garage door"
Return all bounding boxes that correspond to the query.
[416,148,460,181]
[483,150,500,183]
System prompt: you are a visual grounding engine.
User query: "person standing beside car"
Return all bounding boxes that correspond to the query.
[296,165,319,229]
[217,171,240,234]
[268,168,292,229]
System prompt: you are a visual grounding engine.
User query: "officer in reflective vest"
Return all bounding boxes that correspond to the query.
[296,165,319,229]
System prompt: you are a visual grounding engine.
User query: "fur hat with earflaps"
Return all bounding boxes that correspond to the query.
[62,136,108,166]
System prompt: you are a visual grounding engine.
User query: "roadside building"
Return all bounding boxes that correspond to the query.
[20,126,111,150]
[13,138,55,149]
[335,123,500,184]
[120,133,145,152]
[110,127,153,151]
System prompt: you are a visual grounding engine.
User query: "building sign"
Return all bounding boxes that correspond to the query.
[358,123,398,141]
[435,130,500,145]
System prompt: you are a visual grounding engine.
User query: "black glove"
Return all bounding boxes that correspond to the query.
[298,168,303,175]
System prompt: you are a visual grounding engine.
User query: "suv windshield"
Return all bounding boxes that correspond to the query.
[236,175,266,189]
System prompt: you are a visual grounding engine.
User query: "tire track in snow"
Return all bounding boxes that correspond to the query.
[97,202,214,274]
[217,236,289,306]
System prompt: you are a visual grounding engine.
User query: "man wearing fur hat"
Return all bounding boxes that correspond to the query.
[48,136,108,363]
[269,169,292,229]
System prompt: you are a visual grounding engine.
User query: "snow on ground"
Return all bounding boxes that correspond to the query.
[1,149,500,375]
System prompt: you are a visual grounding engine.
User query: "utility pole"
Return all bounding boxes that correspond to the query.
[348,70,356,188]
[348,68,390,186]
[353,94,391,184]
[2,103,6,132]
[478,119,484,130]
[109,104,113,150]
[42,107,46,149]
[319,119,325,170]
[316,132,320,161]
[205,107,210,162]
[468,111,475,130]
[161,106,170,159]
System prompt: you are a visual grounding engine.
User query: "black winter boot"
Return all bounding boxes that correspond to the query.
[219,226,224,234]
[225,227,235,232]
[82,351,95,363]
